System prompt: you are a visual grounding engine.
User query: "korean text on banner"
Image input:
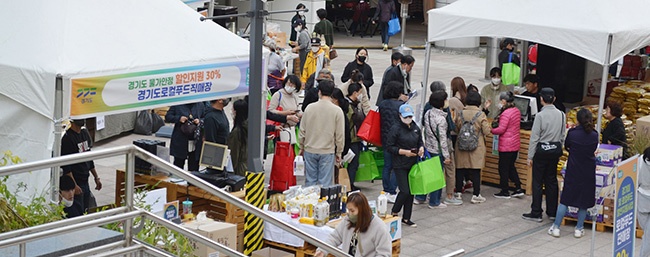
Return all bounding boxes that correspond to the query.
[70,61,250,118]
[612,155,639,257]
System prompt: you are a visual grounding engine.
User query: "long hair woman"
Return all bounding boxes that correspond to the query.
[227,99,249,176]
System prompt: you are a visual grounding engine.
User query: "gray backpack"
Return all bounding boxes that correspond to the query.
[457,111,482,151]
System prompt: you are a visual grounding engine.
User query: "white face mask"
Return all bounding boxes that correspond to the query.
[491,78,501,86]
[400,116,413,125]
[60,195,74,207]
[497,103,503,109]
[311,46,320,53]
[285,86,295,94]
[295,26,302,32]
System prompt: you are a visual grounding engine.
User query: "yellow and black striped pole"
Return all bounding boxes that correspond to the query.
[244,171,265,255]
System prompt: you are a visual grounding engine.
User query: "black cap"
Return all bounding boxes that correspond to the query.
[503,38,516,46]
[539,87,555,97]
[310,37,321,45]
[293,19,305,27]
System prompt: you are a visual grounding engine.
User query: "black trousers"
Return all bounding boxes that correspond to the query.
[455,169,481,196]
[391,168,414,220]
[347,142,363,190]
[531,156,559,217]
[173,151,199,172]
[498,151,522,192]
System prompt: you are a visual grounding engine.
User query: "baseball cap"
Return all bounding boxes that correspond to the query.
[503,38,515,46]
[293,19,305,28]
[399,104,415,118]
[310,37,321,46]
[539,87,555,97]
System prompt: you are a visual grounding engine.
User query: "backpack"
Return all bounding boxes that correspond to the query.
[457,111,482,151]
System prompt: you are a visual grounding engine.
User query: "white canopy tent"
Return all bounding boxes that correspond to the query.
[424,0,650,133]
[0,0,252,200]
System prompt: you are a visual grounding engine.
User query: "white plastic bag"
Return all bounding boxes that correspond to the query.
[293,155,305,176]
[343,149,356,163]
[280,127,297,144]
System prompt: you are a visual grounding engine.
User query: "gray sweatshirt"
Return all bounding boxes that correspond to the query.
[638,158,650,213]
[528,105,566,159]
[318,215,392,257]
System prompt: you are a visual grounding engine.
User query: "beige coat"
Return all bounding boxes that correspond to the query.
[454,106,492,169]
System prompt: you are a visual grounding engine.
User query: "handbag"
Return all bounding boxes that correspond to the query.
[408,151,445,195]
[387,13,401,37]
[134,110,153,135]
[270,141,297,191]
[180,122,197,139]
[501,52,521,85]
[329,48,338,60]
[279,127,297,144]
[356,109,382,146]
[355,148,380,181]
[151,111,165,133]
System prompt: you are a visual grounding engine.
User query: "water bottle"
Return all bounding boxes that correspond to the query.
[377,191,388,218]
[314,198,329,227]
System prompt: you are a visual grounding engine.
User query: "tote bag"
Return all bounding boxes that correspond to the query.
[387,13,400,37]
[270,141,297,191]
[502,52,521,85]
[356,109,382,146]
[355,150,380,181]
[408,152,445,195]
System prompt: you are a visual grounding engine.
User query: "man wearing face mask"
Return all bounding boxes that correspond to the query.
[480,67,510,119]
[203,98,231,146]
[291,19,310,76]
[61,119,102,213]
[376,55,415,104]
[60,175,83,218]
[341,47,374,95]
[300,38,328,84]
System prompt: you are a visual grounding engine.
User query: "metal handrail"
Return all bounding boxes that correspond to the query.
[0,145,351,257]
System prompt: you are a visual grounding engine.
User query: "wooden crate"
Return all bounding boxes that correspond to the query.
[115,169,246,248]
[265,238,401,257]
[482,130,533,195]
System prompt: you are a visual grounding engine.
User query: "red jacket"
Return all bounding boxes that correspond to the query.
[490,107,521,152]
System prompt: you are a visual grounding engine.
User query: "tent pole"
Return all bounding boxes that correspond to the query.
[521,40,529,86]
[419,42,432,124]
[50,74,63,203]
[596,35,613,137]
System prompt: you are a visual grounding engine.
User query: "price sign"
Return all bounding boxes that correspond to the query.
[613,156,639,257]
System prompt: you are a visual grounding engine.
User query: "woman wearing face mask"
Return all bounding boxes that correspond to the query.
[227,99,250,177]
[290,3,306,42]
[291,19,310,75]
[332,88,351,168]
[341,47,374,94]
[315,192,392,257]
[490,91,524,199]
[340,69,371,115]
[60,175,83,218]
[269,75,302,126]
[480,67,509,119]
[386,103,424,228]
[344,83,366,191]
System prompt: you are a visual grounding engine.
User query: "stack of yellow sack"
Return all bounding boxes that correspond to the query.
[639,84,650,116]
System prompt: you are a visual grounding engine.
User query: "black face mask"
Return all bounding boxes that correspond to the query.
[222,98,231,107]
[357,56,367,63]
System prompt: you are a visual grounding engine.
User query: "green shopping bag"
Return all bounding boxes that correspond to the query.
[502,52,520,85]
[408,153,445,195]
[355,150,380,181]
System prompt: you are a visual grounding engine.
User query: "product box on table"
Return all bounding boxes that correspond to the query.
[596,165,616,187]
[596,144,623,167]
[181,219,237,257]
[251,247,293,257]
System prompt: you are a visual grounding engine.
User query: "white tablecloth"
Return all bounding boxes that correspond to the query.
[263,210,335,247]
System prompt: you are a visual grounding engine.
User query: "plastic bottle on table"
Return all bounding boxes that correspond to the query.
[314,198,330,227]
[377,191,387,218]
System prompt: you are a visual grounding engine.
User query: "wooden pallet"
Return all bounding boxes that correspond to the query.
[562,217,644,238]
[264,239,401,257]
[482,130,533,195]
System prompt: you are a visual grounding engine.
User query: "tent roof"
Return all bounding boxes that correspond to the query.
[427,0,650,65]
[0,0,250,117]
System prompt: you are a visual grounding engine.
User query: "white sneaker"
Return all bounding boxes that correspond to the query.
[444,197,463,206]
[574,228,585,238]
[428,203,447,209]
[471,194,486,204]
[454,192,462,200]
[548,225,560,237]
[413,198,426,205]
[387,194,397,203]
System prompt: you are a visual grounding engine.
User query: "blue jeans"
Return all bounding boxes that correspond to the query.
[304,152,335,187]
[382,149,397,195]
[553,203,587,229]
[416,189,442,206]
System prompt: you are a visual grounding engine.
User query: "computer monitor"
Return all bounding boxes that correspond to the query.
[513,95,539,122]
[199,141,230,172]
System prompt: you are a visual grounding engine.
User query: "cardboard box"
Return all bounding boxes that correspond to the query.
[604,197,615,208]
[638,115,650,137]
[273,32,287,48]
[182,220,238,257]
[596,144,623,167]
[251,247,293,257]
[596,166,615,187]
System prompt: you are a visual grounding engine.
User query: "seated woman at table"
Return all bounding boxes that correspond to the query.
[315,192,392,257]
